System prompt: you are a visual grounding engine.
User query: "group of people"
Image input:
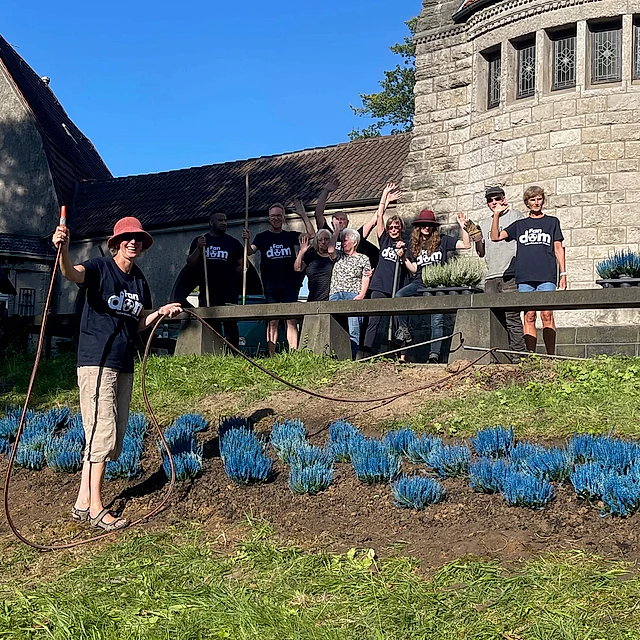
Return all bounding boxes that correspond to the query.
[49,179,565,531]
[188,180,566,362]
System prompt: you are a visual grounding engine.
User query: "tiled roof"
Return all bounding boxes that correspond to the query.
[0,233,55,259]
[72,133,411,237]
[0,35,112,207]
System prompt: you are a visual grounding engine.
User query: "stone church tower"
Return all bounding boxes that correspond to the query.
[401,0,640,327]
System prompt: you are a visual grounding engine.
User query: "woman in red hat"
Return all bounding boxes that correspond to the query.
[394,209,471,363]
[52,216,182,532]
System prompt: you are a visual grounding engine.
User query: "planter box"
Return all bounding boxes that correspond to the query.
[421,286,484,296]
[596,278,640,288]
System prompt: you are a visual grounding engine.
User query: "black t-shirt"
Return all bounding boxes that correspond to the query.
[77,255,152,373]
[189,233,243,305]
[322,222,379,269]
[302,249,334,301]
[253,229,300,289]
[370,232,408,294]
[412,234,457,277]
[503,215,564,285]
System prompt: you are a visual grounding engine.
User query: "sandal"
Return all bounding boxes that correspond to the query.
[71,506,90,523]
[89,508,129,532]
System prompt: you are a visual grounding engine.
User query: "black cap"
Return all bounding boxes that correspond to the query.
[485,186,506,201]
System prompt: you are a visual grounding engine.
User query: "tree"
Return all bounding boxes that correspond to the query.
[349,17,418,140]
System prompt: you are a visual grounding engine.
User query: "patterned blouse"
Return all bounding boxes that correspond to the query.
[329,252,371,296]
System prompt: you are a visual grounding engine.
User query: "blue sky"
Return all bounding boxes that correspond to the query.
[5,0,418,177]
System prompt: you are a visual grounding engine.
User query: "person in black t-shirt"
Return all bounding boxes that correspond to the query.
[187,211,243,348]
[491,185,567,355]
[361,183,404,355]
[294,229,334,301]
[53,217,182,532]
[243,200,314,355]
[394,209,471,364]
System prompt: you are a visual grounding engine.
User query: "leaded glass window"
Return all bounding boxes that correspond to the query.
[552,31,576,90]
[487,51,501,108]
[634,21,640,79]
[591,23,621,83]
[516,41,536,98]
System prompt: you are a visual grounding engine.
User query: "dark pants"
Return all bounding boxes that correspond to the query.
[484,276,526,359]
[395,281,445,359]
[363,291,399,351]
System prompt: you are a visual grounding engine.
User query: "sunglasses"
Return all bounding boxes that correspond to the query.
[487,196,504,203]
[388,224,402,229]
[120,233,146,243]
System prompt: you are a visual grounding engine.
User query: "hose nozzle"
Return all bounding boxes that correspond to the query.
[59,205,67,227]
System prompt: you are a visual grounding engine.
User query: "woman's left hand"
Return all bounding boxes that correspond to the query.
[456,212,467,227]
[159,303,183,318]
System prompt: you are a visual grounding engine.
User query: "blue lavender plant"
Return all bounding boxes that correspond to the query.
[596,249,640,279]
[404,433,443,464]
[218,415,252,438]
[286,443,333,467]
[601,474,640,516]
[329,419,363,462]
[106,433,145,480]
[570,462,612,501]
[384,427,419,458]
[219,427,272,484]
[569,434,640,471]
[391,474,445,509]
[289,461,334,495]
[159,424,203,481]
[427,444,472,478]
[12,431,46,470]
[469,458,510,493]
[162,449,203,482]
[0,414,19,455]
[508,441,546,470]
[171,412,208,434]
[520,446,572,482]
[500,471,555,509]
[126,412,148,439]
[471,426,514,458]
[350,437,401,484]
[270,419,307,462]
[45,412,85,473]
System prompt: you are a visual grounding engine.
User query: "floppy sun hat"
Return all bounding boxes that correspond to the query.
[411,209,441,226]
[107,217,153,251]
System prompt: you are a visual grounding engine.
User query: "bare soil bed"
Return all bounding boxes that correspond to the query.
[1,362,636,568]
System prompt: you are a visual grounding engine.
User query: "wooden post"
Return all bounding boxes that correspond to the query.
[242,172,250,305]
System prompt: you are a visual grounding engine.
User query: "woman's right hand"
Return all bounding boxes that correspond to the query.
[52,225,69,249]
[298,234,310,253]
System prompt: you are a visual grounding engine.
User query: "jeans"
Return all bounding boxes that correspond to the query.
[395,281,445,359]
[484,276,526,358]
[518,282,557,292]
[329,291,360,358]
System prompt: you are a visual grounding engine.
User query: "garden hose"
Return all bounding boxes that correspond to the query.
[3,231,494,550]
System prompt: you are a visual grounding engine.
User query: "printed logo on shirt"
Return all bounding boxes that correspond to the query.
[416,249,442,267]
[519,228,551,246]
[205,246,229,260]
[108,290,144,318]
[380,246,399,262]
[266,244,292,259]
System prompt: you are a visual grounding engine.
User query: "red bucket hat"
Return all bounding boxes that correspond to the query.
[107,217,153,251]
[411,209,441,226]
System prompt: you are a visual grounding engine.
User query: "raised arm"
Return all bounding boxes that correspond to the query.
[327,226,340,261]
[555,241,567,290]
[490,204,510,242]
[52,226,86,284]
[314,178,340,230]
[292,198,315,236]
[455,212,471,250]
[294,234,310,272]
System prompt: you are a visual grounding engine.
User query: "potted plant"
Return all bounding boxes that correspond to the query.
[596,249,640,287]
[421,258,485,295]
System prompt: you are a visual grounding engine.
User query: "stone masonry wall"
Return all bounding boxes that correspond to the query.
[400,0,640,326]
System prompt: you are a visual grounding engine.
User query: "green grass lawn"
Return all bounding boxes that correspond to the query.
[1,525,640,639]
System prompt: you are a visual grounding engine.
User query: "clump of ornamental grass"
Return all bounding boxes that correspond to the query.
[427,443,472,478]
[329,419,363,463]
[421,257,485,288]
[404,433,443,464]
[596,249,640,279]
[471,426,514,458]
[170,412,209,434]
[384,427,419,458]
[391,474,445,509]
[350,437,401,484]
[519,446,573,482]
[500,471,555,509]
[159,423,203,482]
[270,419,307,462]
[219,427,272,484]
[468,457,511,494]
